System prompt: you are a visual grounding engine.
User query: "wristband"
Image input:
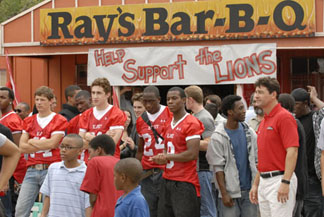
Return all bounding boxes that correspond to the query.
[281,179,290,185]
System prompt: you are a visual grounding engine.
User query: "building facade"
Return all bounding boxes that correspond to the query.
[0,0,323,109]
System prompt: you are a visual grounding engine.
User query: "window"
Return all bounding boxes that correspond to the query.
[76,64,89,91]
[291,57,324,99]
[291,57,322,75]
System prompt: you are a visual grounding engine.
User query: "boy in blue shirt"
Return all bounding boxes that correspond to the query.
[114,158,149,217]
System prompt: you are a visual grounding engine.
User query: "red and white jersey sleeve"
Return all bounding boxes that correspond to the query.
[136,106,172,170]
[24,114,68,167]
[0,111,26,183]
[0,111,23,134]
[162,114,204,196]
[67,114,90,162]
[79,106,126,158]
[67,114,81,134]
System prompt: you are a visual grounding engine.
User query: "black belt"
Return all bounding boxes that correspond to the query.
[140,168,162,180]
[260,171,284,179]
[29,164,49,171]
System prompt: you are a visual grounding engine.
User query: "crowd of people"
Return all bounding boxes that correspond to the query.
[0,76,323,217]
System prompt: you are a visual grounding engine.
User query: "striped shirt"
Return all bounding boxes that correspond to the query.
[312,107,324,179]
[40,161,90,217]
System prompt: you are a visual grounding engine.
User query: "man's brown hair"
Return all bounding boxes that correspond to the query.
[255,77,280,99]
[34,86,54,100]
[205,94,222,107]
[91,77,111,94]
[131,93,143,104]
[184,85,204,104]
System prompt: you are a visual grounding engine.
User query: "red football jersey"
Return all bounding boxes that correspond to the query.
[79,105,126,158]
[23,113,68,167]
[67,114,81,134]
[0,111,23,134]
[66,114,89,163]
[0,111,27,183]
[162,113,204,196]
[136,105,172,170]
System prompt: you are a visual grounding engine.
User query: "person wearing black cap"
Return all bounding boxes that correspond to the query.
[278,93,308,217]
[291,86,324,217]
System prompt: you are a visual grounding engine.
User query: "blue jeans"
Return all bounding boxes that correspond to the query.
[140,169,162,217]
[303,175,323,217]
[198,171,217,217]
[220,190,257,217]
[0,191,12,217]
[212,183,221,217]
[15,168,47,217]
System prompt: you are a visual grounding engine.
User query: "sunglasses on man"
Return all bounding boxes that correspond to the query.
[14,109,22,113]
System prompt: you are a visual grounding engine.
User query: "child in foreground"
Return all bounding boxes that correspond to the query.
[40,134,91,217]
[114,158,150,217]
[81,134,122,217]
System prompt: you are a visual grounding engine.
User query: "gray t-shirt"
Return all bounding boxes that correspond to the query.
[194,109,215,139]
[0,133,6,148]
[194,108,215,170]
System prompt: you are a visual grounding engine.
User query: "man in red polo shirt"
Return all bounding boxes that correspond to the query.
[249,77,299,217]
[16,86,68,217]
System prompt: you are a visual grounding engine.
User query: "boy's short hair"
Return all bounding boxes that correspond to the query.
[221,95,242,117]
[64,85,81,101]
[64,134,83,148]
[204,103,218,119]
[114,158,143,184]
[278,93,295,113]
[255,77,280,99]
[131,93,143,104]
[143,86,160,98]
[19,102,30,111]
[34,86,54,100]
[75,90,91,100]
[89,134,115,155]
[205,94,221,107]
[0,87,14,101]
[91,78,111,94]
[168,87,186,98]
[184,85,203,104]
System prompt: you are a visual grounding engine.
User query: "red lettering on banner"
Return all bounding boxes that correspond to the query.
[122,55,187,84]
[122,59,137,83]
[234,58,248,79]
[195,47,222,65]
[94,49,125,67]
[214,61,234,83]
[213,63,229,83]
[214,50,276,83]
[243,53,262,76]
[195,47,229,84]
[258,50,276,75]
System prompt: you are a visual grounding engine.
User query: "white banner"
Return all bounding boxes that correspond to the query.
[87,43,276,86]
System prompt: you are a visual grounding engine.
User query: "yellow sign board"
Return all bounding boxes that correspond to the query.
[40,0,315,46]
